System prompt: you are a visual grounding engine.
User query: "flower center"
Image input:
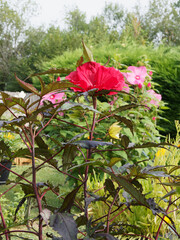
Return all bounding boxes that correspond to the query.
[135,75,140,80]
[50,94,55,99]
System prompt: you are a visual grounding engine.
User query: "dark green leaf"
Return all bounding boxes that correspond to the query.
[62,145,78,170]
[50,213,78,240]
[112,104,139,113]
[114,116,134,134]
[29,68,72,78]
[60,102,100,113]
[59,185,81,213]
[73,140,113,149]
[76,216,87,227]
[121,135,130,148]
[104,179,117,199]
[102,169,149,208]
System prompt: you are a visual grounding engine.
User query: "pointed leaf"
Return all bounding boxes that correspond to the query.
[62,145,78,170]
[115,116,134,134]
[60,102,100,113]
[50,212,78,240]
[112,103,139,113]
[82,40,94,62]
[105,178,117,198]
[15,74,39,95]
[41,81,75,96]
[29,68,72,78]
[73,140,113,149]
[102,169,149,208]
[159,190,176,202]
[121,135,130,148]
[59,185,81,213]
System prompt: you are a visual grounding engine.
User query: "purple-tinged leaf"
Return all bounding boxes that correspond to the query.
[121,135,130,148]
[59,185,82,213]
[115,116,134,134]
[102,168,149,208]
[105,179,117,199]
[41,81,75,96]
[29,68,72,78]
[50,213,78,240]
[75,216,87,227]
[73,140,113,149]
[15,74,40,95]
[159,190,176,202]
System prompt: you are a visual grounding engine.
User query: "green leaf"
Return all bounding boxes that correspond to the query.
[62,145,78,170]
[82,40,94,62]
[15,74,40,95]
[50,212,78,240]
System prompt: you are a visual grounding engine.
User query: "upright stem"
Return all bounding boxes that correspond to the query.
[84,96,97,218]
[31,128,43,240]
[0,203,9,240]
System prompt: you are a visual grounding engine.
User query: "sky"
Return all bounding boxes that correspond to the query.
[30,0,149,28]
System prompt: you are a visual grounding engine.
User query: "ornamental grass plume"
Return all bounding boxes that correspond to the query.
[65,61,125,94]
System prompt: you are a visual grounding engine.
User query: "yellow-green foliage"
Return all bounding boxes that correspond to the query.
[86,121,180,239]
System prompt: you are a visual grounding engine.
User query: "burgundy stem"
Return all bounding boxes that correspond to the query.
[31,128,43,240]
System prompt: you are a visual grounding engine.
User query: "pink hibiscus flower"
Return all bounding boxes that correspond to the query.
[147,89,162,107]
[122,66,149,85]
[65,62,125,95]
[40,92,66,107]
[40,92,66,116]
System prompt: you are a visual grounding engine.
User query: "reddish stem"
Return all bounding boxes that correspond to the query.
[0,203,9,240]
[30,128,43,240]
[84,96,97,219]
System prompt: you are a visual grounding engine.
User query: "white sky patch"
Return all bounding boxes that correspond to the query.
[30,0,149,29]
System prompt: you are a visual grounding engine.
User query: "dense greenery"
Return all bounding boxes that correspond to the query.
[0,43,179,240]
[0,0,179,136]
[33,43,180,137]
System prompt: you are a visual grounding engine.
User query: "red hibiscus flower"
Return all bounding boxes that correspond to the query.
[65,62,125,95]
